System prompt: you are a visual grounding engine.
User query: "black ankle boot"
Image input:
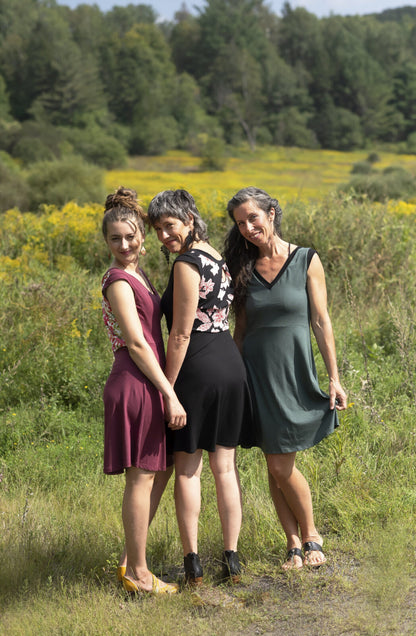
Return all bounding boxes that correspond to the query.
[184,552,203,585]
[221,550,241,583]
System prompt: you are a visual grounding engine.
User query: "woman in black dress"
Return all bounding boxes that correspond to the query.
[147,189,251,584]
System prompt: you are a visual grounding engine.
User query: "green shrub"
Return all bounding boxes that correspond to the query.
[130,116,180,155]
[284,192,416,306]
[351,160,373,174]
[0,264,111,411]
[366,151,380,163]
[27,156,105,209]
[402,131,416,154]
[270,107,318,149]
[339,165,416,202]
[199,136,228,171]
[0,157,30,212]
[65,126,128,169]
[10,120,64,165]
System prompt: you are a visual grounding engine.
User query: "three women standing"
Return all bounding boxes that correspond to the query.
[224,187,347,570]
[101,184,346,592]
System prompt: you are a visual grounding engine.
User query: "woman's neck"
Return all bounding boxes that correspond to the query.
[258,236,287,259]
[111,260,140,273]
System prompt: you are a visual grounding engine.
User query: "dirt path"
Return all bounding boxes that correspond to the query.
[178,561,416,635]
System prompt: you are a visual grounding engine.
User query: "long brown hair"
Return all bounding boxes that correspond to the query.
[224,187,283,313]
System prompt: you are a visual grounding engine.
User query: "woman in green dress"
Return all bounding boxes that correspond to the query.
[224,187,347,570]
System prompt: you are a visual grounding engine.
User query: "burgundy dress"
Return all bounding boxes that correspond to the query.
[102,268,169,475]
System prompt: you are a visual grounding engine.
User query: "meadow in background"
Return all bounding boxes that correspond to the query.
[1,148,416,634]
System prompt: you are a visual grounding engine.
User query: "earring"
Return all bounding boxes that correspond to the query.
[244,238,248,250]
[140,245,146,256]
[160,244,170,264]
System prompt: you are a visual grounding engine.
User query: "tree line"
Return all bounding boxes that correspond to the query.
[1,0,416,174]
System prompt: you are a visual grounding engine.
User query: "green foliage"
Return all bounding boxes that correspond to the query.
[199,136,228,171]
[403,131,416,154]
[9,120,64,165]
[270,107,318,148]
[65,125,127,169]
[100,23,177,128]
[0,264,110,411]
[3,0,416,160]
[313,100,364,150]
[0,155,29,212]
[170,72,211,149]
[0,74,10,119]
[366,151,380,163]
[340,164,416,201]
[0,153,29,212]
[351,160,373,174]
[284,193,416,306]
[26,156,105,209]
[130,116,180,156]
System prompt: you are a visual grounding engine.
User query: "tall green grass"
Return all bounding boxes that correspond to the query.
[1,178,415,633]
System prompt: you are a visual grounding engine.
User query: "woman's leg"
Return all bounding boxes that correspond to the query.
[174,450,203,555]
[118,465,174,569]
[122,466,154,590]
[266,452,326,567]
[209,445,242,551]
[267,468,302,569]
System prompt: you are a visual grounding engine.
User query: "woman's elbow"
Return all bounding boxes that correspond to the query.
[311,313,332,336]
[171,332,191,346]
[126,338,147,356]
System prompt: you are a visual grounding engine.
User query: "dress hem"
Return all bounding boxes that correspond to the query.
[246,425,339,454]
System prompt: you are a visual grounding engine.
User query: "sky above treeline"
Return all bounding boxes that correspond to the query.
[55,1,416,21]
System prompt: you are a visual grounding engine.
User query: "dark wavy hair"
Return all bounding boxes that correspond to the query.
[102,186,146,238]
[147,189,209,245]
[224,187,283,313]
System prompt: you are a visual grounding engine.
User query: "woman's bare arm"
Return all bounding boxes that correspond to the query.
[307,254,347,411]
[106,280,186,428]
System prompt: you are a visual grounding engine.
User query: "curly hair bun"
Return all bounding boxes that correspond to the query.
[105,186,140,212]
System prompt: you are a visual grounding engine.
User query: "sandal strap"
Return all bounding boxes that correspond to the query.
[302,541,323,553]
[287,548,303,560]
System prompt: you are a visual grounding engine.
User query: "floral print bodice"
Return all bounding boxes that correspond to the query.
[161,249,233,333]
[102,268,164,356]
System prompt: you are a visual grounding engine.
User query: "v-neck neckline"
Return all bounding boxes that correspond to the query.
[253,246,300,289]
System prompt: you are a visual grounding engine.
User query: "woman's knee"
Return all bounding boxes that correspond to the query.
[175,450,203,479]
[209,446,237,477]
[267,454,296,483]
[125,466,155,488]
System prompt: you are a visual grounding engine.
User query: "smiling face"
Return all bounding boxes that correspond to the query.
[105,220,143,268]
[232,199,276,248]
[153,214,193,254]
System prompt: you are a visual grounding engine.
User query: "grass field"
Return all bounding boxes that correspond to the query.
[1,147,416,634]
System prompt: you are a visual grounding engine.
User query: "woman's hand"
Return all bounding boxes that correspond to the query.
[164,394,187,430]
[329,378,347,411]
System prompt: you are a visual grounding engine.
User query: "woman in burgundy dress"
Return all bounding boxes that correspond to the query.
[101,187,186,595]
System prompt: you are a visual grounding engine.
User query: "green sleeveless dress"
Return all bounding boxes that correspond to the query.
[242,247,339,454]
